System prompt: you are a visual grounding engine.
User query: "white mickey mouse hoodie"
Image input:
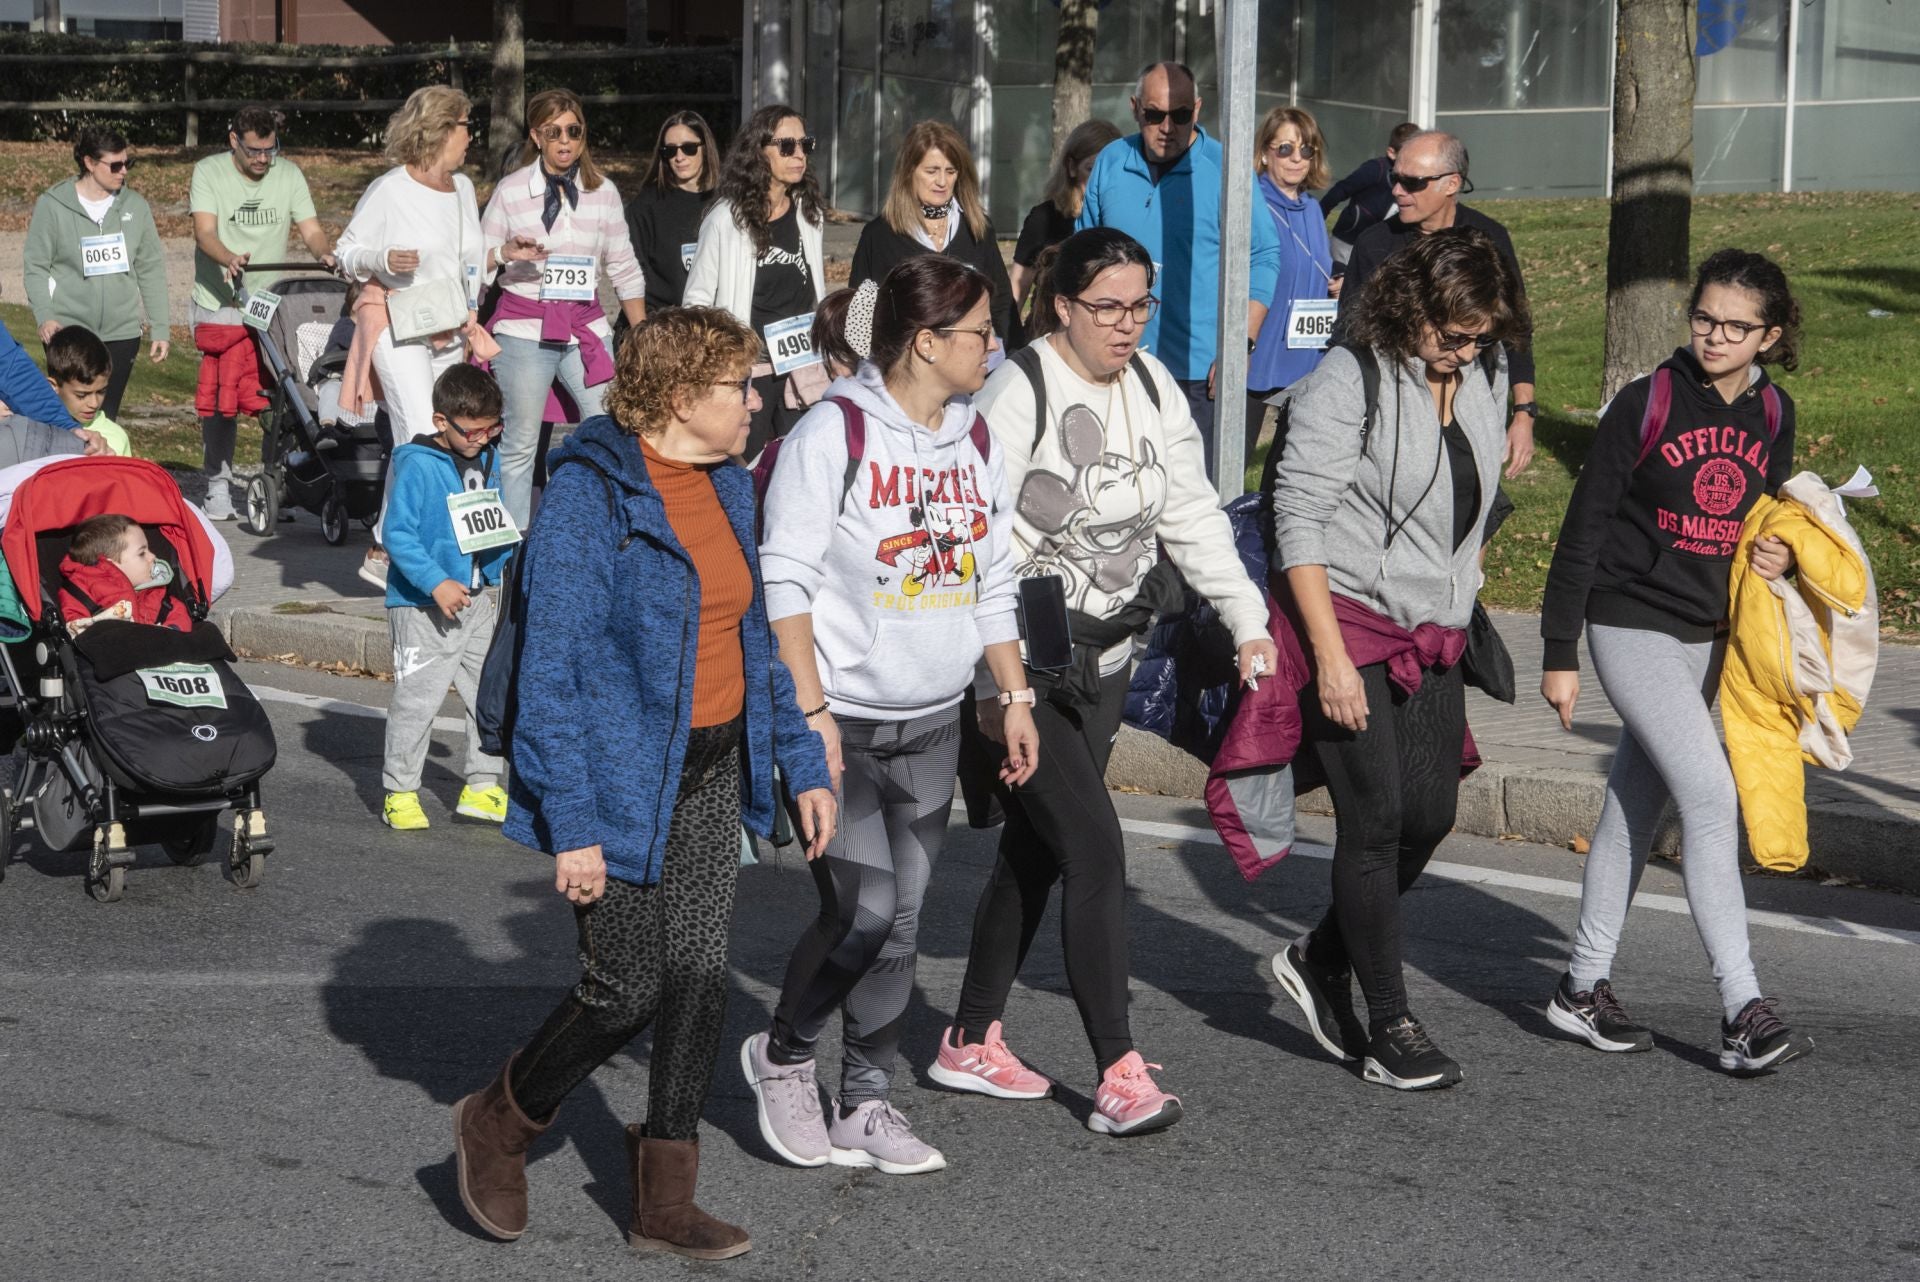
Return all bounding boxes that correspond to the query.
[758,363,1019,721]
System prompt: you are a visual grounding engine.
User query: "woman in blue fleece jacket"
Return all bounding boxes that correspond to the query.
[450,307,834,1262]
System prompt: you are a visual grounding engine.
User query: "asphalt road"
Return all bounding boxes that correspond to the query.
[3,661,1917,1282]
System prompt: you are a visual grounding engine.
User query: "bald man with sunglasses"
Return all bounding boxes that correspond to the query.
[1335,131,1538,478]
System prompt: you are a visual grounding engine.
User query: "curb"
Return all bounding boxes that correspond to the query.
[222,606,1920,897]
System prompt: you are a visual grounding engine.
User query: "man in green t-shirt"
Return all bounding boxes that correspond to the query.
[189,103,335,519]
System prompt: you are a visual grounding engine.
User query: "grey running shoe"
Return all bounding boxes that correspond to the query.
[827,1100,947,1175]
[740,1033,829,1167]
[202,472,237,521]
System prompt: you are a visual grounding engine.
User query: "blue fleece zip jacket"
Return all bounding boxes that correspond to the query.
[503,415,831,884]
[1077,127,1281,381]
[0,323,77,429]
[382,438,513,608]
[1248,175,1334,392]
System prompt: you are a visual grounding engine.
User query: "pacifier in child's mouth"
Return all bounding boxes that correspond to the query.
[138,559,175,591]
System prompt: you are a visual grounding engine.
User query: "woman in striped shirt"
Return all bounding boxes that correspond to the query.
[480,88,647,526]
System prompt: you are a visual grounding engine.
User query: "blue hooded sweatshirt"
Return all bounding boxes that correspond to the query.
[1077,127,1281,382]
[382,438,513,608]
[502,415,831,884]
[1248,174,1334,393]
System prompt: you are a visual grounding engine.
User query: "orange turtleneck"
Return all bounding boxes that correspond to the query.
[640,437,751,727]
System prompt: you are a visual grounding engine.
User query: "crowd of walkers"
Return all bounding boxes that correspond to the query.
[6,61,1841,1265]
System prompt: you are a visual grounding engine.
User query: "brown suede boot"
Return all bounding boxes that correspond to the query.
[626,1125,751,1260]
[451,1055,553,1241]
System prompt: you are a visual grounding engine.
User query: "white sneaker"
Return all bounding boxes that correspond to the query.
[202,476,237,521]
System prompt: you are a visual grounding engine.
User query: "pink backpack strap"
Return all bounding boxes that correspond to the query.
[1761,384,1782,439]
[1632,368,1673,468]
[968,412,992,463]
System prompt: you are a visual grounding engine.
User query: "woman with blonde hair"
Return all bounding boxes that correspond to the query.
[626,110,721,317]
[849,120,1018,351]
[450,305,835,1259]
[1010,118,1122,318]
[1246,104,1336,467]
[479,87,647,526]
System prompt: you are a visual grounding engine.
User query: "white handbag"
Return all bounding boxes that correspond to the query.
[385,196,472,344]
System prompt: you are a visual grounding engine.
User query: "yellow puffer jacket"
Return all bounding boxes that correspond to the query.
[1721,471,1878,871]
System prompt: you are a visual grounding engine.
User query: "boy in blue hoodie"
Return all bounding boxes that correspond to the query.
[380,364,518,831]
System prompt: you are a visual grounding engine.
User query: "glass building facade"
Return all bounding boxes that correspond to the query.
[810,0,1920,227]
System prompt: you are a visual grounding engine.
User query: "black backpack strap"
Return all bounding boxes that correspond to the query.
[1338,341,1382,440]
[1010,344,1048,451]
[1127,352,1162,411]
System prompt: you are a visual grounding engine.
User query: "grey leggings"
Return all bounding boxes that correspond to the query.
[1568,624,1762,1020]
[768,706,960,1105]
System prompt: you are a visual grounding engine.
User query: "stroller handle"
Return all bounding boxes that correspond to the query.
[237,260,339,275]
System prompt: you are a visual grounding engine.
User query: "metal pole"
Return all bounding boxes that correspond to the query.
[1781,0,1800,193]
[1214,0,1257,502]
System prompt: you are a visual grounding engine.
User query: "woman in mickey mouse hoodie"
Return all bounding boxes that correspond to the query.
[1539,248,1813,1075]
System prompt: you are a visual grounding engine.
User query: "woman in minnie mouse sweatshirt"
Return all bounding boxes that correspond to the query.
[1539,248,1812,1075]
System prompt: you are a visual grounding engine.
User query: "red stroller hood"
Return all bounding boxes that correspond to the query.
[3,457,217,620]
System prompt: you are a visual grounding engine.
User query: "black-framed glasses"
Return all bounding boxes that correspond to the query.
[540,123,585,142]
[97,158,134,174]
[1140,106,1195,127]
[1688,310,1767,343]
[936,324,995,344]
[659,141,703,158]
[235,140,280,161]
[1268,141,1317,160]
[711,376,754,400]
[766,135,817,157]
[1436,329,1499,353]
[453,118,473,130]
[1068,295,1159,328]
[1390,169,1456,193]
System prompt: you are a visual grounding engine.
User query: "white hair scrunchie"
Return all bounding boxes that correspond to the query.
[845,278,879,361]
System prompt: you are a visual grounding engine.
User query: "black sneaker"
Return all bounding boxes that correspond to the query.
[1361,1016,1463,1091]
[1271,939,1364,1062]
[1547,975,1654,1053]
[1720,997,1814,1075]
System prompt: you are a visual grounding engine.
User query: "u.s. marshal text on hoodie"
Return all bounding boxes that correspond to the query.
[758,364,1019,721]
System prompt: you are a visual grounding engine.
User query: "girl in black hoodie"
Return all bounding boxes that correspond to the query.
[1538,249,1813,1075]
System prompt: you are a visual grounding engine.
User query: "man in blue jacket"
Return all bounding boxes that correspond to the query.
[0,322,105,456]
[1078,60,1280,477]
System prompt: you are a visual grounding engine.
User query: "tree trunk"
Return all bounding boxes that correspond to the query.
[1050,0,1100,160]
[626,0,649,48]
[489,0,527,175]
[1602,0,1697,402]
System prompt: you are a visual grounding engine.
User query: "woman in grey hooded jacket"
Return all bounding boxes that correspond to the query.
[1267,227,1526,1093]
[744,256,1038,1176]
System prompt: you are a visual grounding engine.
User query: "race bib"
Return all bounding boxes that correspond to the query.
[539,254,597,302]
[138,663,228,710]
[240,289,281,331]
[465,262,481,308]
[447,488,521,555]
[81,232,130,278]
[764,312,822,376]
[1285,298,1338,350]
[680,242,698,272]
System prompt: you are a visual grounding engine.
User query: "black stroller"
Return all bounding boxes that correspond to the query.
[235,262,390,545]
[0,458,277,902]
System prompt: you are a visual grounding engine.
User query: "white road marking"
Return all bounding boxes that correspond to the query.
[1120,818,1920,948]
[252,681,465,733]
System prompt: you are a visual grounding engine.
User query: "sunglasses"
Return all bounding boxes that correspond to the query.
[454,118,472,130]
[1436,329,1499,353]
[540,123,585,142]
[1390,169,1457,193]
[95,158,134,174]
[659,141,703,158]
[1139,106,1195,127]
[1268,141,1317,160]
[936,323,995,344]
[766,135,817,157]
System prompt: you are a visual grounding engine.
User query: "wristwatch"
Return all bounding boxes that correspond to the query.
[997,688,1037,707]
[1247,335,1258,354]
[1513,401,1539,418]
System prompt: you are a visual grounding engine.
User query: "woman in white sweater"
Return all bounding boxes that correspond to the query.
[682,102,827,459]
[937,228,1276,1137]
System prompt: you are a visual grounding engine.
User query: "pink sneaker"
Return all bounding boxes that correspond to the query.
[1088,1051,1182,1136]
[927,1022,1052,1100]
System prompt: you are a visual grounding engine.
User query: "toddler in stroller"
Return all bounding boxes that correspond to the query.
[56,513,191,633]
[0,457,277,902]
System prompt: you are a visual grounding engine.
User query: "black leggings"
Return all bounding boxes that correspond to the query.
[510,719,743,1138]
[101,336,140,421]
[955,668,1133,1074]
[1303,660,1465,1027]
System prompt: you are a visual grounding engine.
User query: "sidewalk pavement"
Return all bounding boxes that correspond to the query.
[211,482,1920,895]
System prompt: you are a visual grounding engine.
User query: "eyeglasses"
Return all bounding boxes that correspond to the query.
[1435,329,1499,353]
[1390,170,1457,193]
[1139,106,1195,127]
[766,135,817,157]
[1267,141,1317,160]
[1068,295,1160,328]
[711,376,754,400]
[1688,310,1767,343]
[540,123,585,142]
[659,141,703,158]
[448,419,503,439]
[95,158,134,174]
[453,118,473,130]
[235,141,280,161]
[936,324,995,344]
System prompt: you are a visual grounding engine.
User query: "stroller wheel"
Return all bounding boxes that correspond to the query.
[320,495,349,546]
[163,813,222,866]
[85,842,124,903]
[244,473,280,538]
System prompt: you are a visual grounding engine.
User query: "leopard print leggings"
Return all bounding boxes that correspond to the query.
[510,718,743,1138]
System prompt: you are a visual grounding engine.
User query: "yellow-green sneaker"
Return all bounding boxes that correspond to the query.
[383,790,430,831]
[456,784,508,824]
